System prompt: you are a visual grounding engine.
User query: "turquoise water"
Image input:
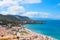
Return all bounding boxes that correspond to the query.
[25,20,60,40]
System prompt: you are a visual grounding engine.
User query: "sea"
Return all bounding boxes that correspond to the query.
[25,20,60,40]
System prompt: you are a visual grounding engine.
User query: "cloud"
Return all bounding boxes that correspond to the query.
[0,0,25,15]
[0,5,25,15]
[21,12,60,19]
[0,0,42,6]
[0,0,42,15]
[0,0,14,6]
[20,0,42,4]
[21,12,52,18]
[7,6,25,15]
[0,0,20,6]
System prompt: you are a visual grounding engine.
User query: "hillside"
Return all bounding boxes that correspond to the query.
[0,14,44,25]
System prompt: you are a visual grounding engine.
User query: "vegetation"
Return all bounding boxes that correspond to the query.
[0,14,44,25]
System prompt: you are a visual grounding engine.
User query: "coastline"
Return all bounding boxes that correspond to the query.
[25,28,57,40]
[0,25,58,40]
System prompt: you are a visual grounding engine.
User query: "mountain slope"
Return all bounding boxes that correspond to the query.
[0,14,44,25]
[0,14,31,21]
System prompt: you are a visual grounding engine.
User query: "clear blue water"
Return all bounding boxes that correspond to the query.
[25,20,60,40]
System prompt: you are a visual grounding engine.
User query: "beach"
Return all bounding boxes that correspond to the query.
[25,28,57,40]
[0,25,57,40]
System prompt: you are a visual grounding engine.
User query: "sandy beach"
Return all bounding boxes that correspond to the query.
[25,28,57,40]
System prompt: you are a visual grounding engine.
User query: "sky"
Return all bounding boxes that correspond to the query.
[0,0,60,20]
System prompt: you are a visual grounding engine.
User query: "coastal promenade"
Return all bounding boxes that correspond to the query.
[0,25,57,40]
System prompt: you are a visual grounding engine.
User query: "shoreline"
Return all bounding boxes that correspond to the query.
[25,28,58,40]
[0,25,58,40]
